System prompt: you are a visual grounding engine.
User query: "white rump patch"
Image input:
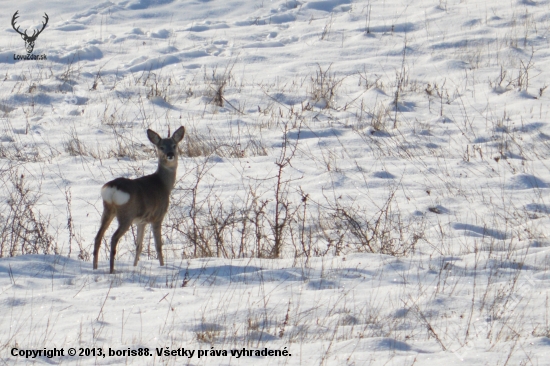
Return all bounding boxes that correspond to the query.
[101,185,130,205]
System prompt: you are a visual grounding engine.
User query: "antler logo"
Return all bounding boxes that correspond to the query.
[12,10,49,54]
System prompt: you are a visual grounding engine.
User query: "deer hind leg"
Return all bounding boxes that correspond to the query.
[93,203,116,270]
[152,221,165,266]
[134,222,146,266]
[109,217,133,274]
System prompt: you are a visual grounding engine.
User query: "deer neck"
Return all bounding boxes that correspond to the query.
[156,161,177,191]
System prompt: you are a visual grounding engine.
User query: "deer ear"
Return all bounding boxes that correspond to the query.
[171,126,185,144]
[147,129,161,145]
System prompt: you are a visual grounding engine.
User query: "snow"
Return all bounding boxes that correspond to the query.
[2,0,550,364]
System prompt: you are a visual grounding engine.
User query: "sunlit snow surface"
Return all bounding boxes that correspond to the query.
[2,0,550,364]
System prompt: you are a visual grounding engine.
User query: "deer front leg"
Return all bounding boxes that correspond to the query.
[152,221,164,266]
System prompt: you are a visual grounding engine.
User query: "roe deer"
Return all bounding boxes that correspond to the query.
[93,126,185,274]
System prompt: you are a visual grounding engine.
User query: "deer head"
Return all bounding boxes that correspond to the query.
[12,11,49,54]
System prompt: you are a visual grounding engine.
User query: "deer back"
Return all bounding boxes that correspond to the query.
[103,174,172,223]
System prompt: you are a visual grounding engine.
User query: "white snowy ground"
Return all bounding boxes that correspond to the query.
[2,0,550,364]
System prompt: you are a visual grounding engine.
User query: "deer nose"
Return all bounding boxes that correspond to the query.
[166,153,175,161]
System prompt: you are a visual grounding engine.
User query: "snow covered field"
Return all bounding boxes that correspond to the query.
[2,0,550,364]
